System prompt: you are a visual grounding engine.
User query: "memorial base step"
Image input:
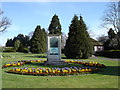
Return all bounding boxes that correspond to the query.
[42,61,68,66]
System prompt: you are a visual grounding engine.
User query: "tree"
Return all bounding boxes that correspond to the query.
[6,34,30,48]
[61,32,67,49]
[48,14,62,34]
[104,28,119,50]
[101,2,120,50]
[6,39,14,47]
[97,34,108,44]
[41,28,47,52]
[14,40,21,51]
[0,9,11,32]
[101,2,120,33]
[17,43,24,52]
[108,28,116,39]
[64,15,93,59]
[28,31,34,39]
[30,25,46,53]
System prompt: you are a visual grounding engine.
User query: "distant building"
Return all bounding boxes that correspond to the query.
[91,38,104,52]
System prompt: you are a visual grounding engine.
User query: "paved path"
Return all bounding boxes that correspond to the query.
[90,56,120,61]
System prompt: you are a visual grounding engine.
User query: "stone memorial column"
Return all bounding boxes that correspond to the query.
[46,34,67,65]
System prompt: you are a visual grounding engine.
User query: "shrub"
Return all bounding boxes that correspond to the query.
[95,50,120,58]
[3,47,15,52]
[23,48,29,53]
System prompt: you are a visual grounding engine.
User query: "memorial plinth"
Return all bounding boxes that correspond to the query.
[44,34,67,65]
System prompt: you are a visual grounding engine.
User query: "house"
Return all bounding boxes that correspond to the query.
[91,38,104,52]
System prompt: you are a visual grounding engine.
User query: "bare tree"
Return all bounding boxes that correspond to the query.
[97,34,108,44]
[101,2,120,33]
[0,9,11,32]
[61,32,67,49]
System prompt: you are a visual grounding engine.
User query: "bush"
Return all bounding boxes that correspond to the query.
[95,50,120,58]
[3,47,15,52]
[23,48,29,53]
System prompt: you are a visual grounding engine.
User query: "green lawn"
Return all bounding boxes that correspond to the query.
[1,52,120,88]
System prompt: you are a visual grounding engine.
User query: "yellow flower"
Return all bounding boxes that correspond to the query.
[26,70,28,72]
[88,69,92,71]
[37,60,41,62]
[31,61,35,63]
[6,64,11,66]
[39,70,42,73]
[12,64,16,66]
[49,70,52,72]
[16,68,20,72]
[22,69,27,72]
[17,63,21,65]
[29,69,32,72]
[81,69,85,72]
[46,70,48,73]
[95,62,98,64]
[52,70,55,73]
[36,71,39,73]
[63,70,68,73]
[57,70,60,73]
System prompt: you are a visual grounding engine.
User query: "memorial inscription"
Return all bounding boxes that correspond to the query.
[50,37,58,55]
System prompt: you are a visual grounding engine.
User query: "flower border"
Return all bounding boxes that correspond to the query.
[2,60,106,76]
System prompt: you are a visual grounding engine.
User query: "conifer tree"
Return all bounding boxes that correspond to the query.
[48,14,62,34]
[30,25,46,53]
[78,16,93,58]
[104,28,118,50]
[108,28,116,39]
[64,15,93,59]
[41,28,47,53]
[6,39,13,47]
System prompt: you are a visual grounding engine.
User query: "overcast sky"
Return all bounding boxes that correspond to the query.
[1,2,109,46]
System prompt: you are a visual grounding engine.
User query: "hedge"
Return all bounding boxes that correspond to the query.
[3,47,15,52]
[95,50,120,58]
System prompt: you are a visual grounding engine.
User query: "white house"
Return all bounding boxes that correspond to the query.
[91,38,104,52]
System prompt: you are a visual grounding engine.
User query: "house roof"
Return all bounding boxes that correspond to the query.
[91,38,103,46]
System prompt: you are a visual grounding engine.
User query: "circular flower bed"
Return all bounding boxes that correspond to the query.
[2,60,106,76]
[2,60,46,68]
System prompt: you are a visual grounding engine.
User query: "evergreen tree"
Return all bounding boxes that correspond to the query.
[30,25,46,53]
[6,39,13,47]
[78,16,93,58]
[64,15,93,59]
[15,34,30,47]
[48,14,62,34]
[14,40,21,51]
[41,28,47,52]
[5,34,30,48]
[64,15,79,58]
[104,28,119,50]
[108,28,116,39]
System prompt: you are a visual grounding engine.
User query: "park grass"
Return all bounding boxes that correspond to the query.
[1,52,120,88]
